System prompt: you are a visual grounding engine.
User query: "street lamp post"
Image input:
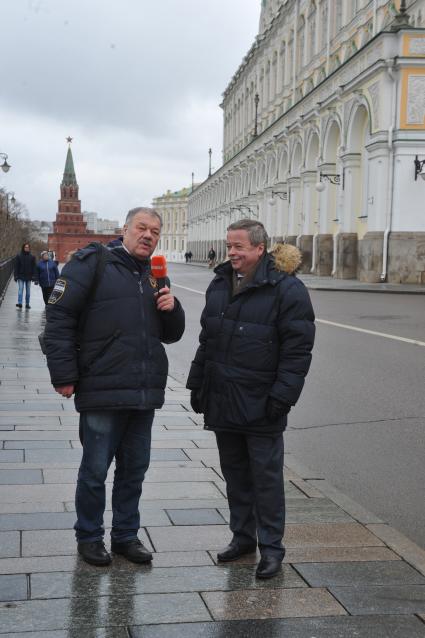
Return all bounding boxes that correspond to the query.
[0,153,11,173]
[253,94,260,138]
[208,148,212,178]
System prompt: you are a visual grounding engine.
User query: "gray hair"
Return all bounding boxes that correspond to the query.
[227,219,268,247]
[125,206,163,228]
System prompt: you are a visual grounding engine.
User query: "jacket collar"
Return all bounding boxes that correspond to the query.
[214,253,286,288]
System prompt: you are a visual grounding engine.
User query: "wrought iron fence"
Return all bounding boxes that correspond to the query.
[0,257,14,306]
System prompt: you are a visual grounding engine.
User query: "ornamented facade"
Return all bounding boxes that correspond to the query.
[153,187,192,262]
[188,0,425,283]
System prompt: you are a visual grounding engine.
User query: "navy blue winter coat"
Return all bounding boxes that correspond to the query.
[186,247,315,435]
[36,259,60,288]
[44,244,185,412]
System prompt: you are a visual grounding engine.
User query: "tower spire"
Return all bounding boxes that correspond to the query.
[62,143,77,187]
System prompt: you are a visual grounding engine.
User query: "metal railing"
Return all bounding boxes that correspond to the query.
[0,257,14,306]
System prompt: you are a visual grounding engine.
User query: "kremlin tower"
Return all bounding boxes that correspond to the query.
[48,141,121,262]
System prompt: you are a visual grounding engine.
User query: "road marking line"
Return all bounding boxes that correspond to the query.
[173,284,425,347]
[316,319,425,347]
[173,284,205,295]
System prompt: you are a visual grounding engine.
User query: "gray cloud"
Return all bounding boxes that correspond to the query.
[0,0,259,222]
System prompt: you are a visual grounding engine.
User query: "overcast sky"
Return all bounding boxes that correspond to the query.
[0,0,260,224]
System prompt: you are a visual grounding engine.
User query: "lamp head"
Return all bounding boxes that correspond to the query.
[315,181,326,193]
[268,197,276,207]
[1,159,11,173]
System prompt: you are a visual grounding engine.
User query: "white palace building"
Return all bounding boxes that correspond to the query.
[187,0,425,283]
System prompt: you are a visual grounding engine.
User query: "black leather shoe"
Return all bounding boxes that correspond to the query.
[217,542,257,562]
[255,555,282,579]
[111,538,153,564]
[16,304,22,308]
[77,541,111,566]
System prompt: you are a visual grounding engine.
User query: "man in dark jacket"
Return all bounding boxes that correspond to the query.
[14,242,36,309]
[36,251,60,304]
[187,219,315,579]
[44,207,185,566]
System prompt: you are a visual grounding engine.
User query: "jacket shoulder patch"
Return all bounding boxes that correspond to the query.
[48,278,67,304]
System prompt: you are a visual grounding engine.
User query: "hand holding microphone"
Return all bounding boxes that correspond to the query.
[151,255,175,312]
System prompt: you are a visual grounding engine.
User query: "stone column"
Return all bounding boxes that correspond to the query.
[287,177,301,239]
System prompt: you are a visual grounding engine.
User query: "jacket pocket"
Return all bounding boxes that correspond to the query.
[225,379,269,426]
[80,330,122,374]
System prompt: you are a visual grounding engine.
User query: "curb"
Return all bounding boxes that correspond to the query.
[285,454,425,577]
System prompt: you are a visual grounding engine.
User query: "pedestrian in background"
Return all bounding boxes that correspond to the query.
[207,246,216,268]
[14,242,36,309]
[36,251,60,305]
[187,220,315,579]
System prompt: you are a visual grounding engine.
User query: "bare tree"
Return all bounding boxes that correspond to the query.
[0,189,47,262]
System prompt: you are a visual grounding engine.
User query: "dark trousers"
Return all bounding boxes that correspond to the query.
[216,431,285,559]
[75,409,154,543]
[42,286,54,305]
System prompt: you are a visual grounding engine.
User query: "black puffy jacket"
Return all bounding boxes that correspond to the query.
[14,251,36,281]
[186,246,315,435]
[44,245,185,412]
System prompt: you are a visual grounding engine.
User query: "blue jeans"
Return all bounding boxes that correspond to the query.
[74,409,154,543]
[17,280,31,306]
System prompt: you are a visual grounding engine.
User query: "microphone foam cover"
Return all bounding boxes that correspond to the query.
[151,255,168,279]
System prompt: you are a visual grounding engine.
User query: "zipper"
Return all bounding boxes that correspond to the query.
[138,277,147,406]
[81,329,121,373]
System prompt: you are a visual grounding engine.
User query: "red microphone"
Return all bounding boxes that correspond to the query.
[151,255,168,293]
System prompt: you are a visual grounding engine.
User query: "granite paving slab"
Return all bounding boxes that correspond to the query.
[43,467,220,484]
[183,449,220,463]
[0,469,43,484]
[0,509,169,531]
[0,551,214,575]
[201,587,346,620]
[0,483,76,503]
[4,440,73,448]
[0,416,61,425]
[0,591,211,633]
[129,616,425,637]
[0,450,23,462]
[148,524,230,551]
[295,561,425,587]
[0,574,28,602]
[166,508,226,525]
[22,528,154,557]
[284,522,384,547]
[31,564,306,599]
[0,531,20,558]
[284,546,402,564]
[219,498,354,525]
[330,584,425,615]
[0,502,66,514]
[8,630,128,638]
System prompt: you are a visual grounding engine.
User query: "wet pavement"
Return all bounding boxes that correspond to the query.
[1,280,425,636]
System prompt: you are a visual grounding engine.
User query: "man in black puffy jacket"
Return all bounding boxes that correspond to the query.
[187,219,314,579]
[44,207,185,566]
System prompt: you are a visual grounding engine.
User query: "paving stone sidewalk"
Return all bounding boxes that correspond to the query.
[1,280,425,637]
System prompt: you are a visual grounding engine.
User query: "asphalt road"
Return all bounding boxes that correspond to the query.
[165,263,425,549]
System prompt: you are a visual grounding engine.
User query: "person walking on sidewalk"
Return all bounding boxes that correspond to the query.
[207,247,216,268]
[187,220,315,579]
[36,251,60,305]
[14,242,37,309]
[44,207,185,567]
